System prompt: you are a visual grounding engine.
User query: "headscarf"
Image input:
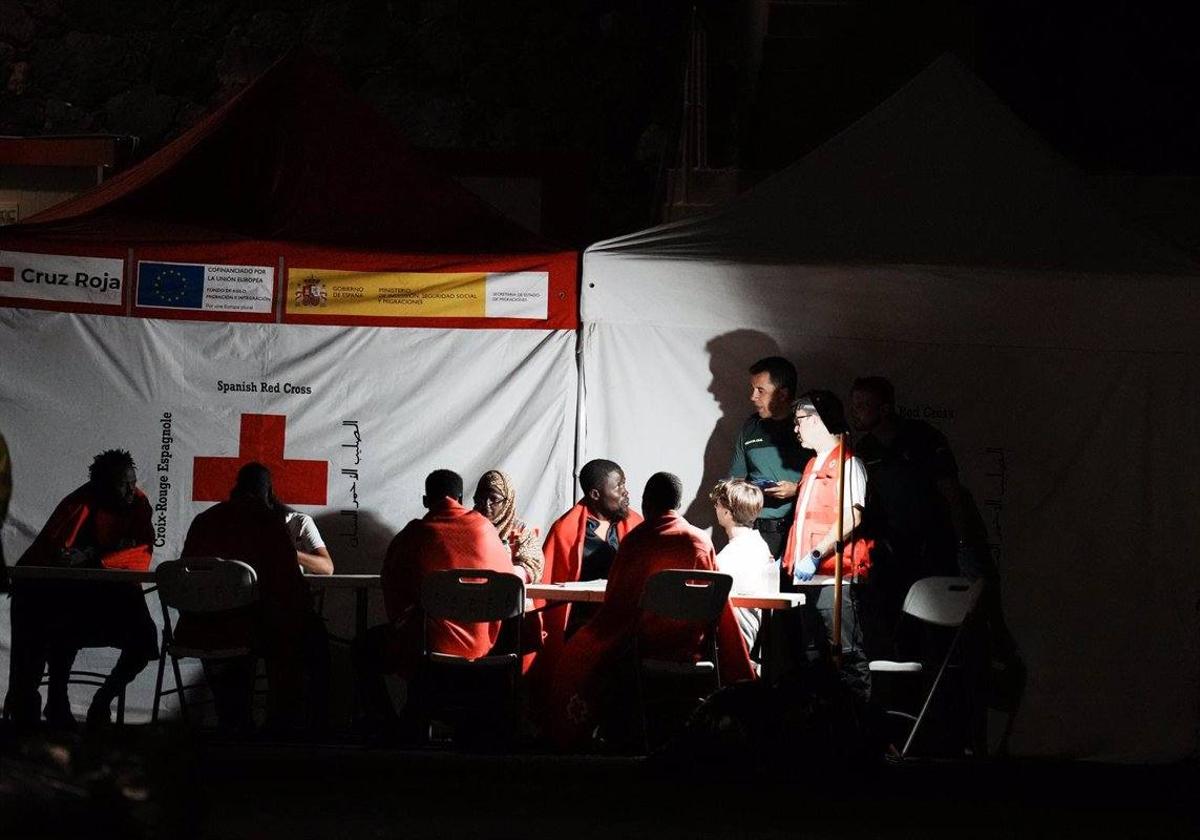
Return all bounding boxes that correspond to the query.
[475,469,518,539]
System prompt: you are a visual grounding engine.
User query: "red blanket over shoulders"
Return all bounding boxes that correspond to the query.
[176,499,309,652]
[527,503,642,700]
[544,511,754,749]
[381,498,516,668]
[18,483,153,571]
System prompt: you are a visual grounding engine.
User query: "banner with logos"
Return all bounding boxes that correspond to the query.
[284,267,550,322]
[136,260,274,315]
[0,308,578,720]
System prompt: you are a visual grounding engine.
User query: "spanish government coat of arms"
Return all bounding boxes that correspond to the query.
[296,276,327,307]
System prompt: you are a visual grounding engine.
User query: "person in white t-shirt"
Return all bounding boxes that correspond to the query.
[710,478,776,660]
[283,510,334,575]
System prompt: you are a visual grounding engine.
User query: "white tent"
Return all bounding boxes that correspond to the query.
[581,56,1200,762]
[0,55,579,722]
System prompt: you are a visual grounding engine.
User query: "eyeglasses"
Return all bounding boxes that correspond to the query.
[794,412,815,421]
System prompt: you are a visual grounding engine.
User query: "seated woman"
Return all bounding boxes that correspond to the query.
[710,479,776,659]
[4,449,158,729]
[472,470,543,583]
[473,470,545,672]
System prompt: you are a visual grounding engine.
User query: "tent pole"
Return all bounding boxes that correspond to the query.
[832,433,847,669]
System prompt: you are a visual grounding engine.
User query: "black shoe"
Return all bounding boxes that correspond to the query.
[85,698,114,730]
[44,699,79,732]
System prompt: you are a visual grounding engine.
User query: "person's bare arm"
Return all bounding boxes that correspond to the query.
[297,546,334,575]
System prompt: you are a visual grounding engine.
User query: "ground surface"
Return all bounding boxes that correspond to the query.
[4,722,1197,839]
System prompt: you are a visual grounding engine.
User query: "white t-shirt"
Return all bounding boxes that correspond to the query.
[715,528,775,660]
[716,528,775,594]
[793,448,867,538]
[285,511,326,554]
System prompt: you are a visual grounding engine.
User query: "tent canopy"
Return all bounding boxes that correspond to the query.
[581,56,1200,763]
[594,55,1196,276]
[18,50,549,253]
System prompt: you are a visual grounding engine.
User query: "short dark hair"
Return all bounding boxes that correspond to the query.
[425,469,463,502]
[851,376,896,408]
[794,389,849,435]
[232,461,273,504]
[749,356,797,396]
[643,472,683,513]
[579,459,622,495]
[89,449,135,484]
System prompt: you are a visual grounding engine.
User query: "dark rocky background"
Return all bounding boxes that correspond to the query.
[1,1,1197,243]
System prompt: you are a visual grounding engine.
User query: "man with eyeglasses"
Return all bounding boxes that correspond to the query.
[782,391,874,699]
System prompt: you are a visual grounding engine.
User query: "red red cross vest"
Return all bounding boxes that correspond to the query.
[781,445,873,580]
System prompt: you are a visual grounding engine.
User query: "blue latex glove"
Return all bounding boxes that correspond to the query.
[795,550,819,582]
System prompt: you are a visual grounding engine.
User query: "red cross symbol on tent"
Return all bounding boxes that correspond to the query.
[192,413,328,504]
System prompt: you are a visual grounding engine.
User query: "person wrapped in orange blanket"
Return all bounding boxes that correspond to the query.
[177,462,324,734]
[527,459,642,709]
[545,472,755,750]
[353,469,517,731]
[4,449,158,728]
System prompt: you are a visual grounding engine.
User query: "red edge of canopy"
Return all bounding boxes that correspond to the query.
[0,239,579,330]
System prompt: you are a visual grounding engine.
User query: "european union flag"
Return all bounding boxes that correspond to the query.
[138,262,205,309]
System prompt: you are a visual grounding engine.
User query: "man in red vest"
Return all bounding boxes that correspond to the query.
[545,472,754,749]
[353,469,516,730]
[781,390,874,699]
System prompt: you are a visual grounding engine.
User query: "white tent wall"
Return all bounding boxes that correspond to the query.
[579,258,1200,762]
[0,309,578,721]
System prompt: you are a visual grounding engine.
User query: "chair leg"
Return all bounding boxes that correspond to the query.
[116,690,126,725]
[170,652,190,724]
[152,637,167,723]
[901,629,962,758]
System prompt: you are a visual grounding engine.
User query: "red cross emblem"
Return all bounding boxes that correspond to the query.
[192,413,328,504]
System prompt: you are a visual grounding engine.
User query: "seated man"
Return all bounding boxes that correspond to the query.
[782,390,874,700]
[5,449,158,728]
[353,469,516,729]
[178,462,324,733]
[530,458,642,679]
[545,472,755,750]
[711,478,776,658]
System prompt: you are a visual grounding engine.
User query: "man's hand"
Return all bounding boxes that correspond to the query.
[763,480,798,500]
[60,547,94,567]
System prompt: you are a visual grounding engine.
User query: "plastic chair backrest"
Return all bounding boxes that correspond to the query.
[640,570,733,623]
[901,576,983,628]
[420,569,525,622]
[156,557,258,613]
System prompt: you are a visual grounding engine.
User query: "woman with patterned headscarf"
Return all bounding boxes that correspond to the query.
[472,470,544,583]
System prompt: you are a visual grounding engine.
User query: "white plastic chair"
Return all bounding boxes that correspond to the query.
[151,557,258,723]
[868,576,984,758]
[635,569,733,749]
[417,569,525,743]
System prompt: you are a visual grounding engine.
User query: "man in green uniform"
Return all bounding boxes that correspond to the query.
[729,357,811,558]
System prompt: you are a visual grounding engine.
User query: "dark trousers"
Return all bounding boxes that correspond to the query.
[753,518,790,560]
[4,581,153,725]
[806,583,871,702]
[200,612,330,734]
[351,623,405,726]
